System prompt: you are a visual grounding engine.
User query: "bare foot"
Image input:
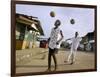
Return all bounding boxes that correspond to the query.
[69,62,74,65]
[53,67,57,71]
[45,69,51,72]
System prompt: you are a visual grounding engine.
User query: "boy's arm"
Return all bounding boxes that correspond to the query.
[48,37,50,43]
[66,38,71,41]
[57,30,64,44]
[65,37,72,41]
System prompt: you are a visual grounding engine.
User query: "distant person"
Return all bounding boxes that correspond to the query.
[64,32,82,64]
[47,20,63,71]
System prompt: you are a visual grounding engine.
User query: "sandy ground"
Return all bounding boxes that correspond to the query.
[16,48,95,74]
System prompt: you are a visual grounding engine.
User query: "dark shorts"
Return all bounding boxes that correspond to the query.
[49,48,59,54]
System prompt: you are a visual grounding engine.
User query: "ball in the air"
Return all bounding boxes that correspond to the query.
[50,11,55,17]
[70,19,75,24]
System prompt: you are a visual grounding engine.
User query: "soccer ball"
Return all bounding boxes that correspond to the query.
[70,19,75,24]
[50,11,55,17]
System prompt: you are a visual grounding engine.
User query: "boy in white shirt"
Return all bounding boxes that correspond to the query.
[47,20,63,71]
[64,32,82,64]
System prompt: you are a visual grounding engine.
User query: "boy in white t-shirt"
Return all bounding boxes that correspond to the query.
[64,32,82,64]
[47,20,63,71]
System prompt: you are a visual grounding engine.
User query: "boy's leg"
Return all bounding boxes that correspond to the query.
[67,48,73,62]
[55,48,58,54]
[70,48,77,64]
[73,49,77,62]
[52,53,57,71]
[70,52,74,64]
[47,48,52,71]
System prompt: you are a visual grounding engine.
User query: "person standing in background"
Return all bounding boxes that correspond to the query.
[64,32,82,65]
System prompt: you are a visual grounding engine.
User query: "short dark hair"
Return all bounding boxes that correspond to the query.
[55,19,61,26]
[75,32,78,35]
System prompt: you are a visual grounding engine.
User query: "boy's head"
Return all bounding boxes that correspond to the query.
[75,32,78,37]
[54,19,61,27]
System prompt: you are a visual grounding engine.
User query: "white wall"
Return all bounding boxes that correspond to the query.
[0,0,100,77]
